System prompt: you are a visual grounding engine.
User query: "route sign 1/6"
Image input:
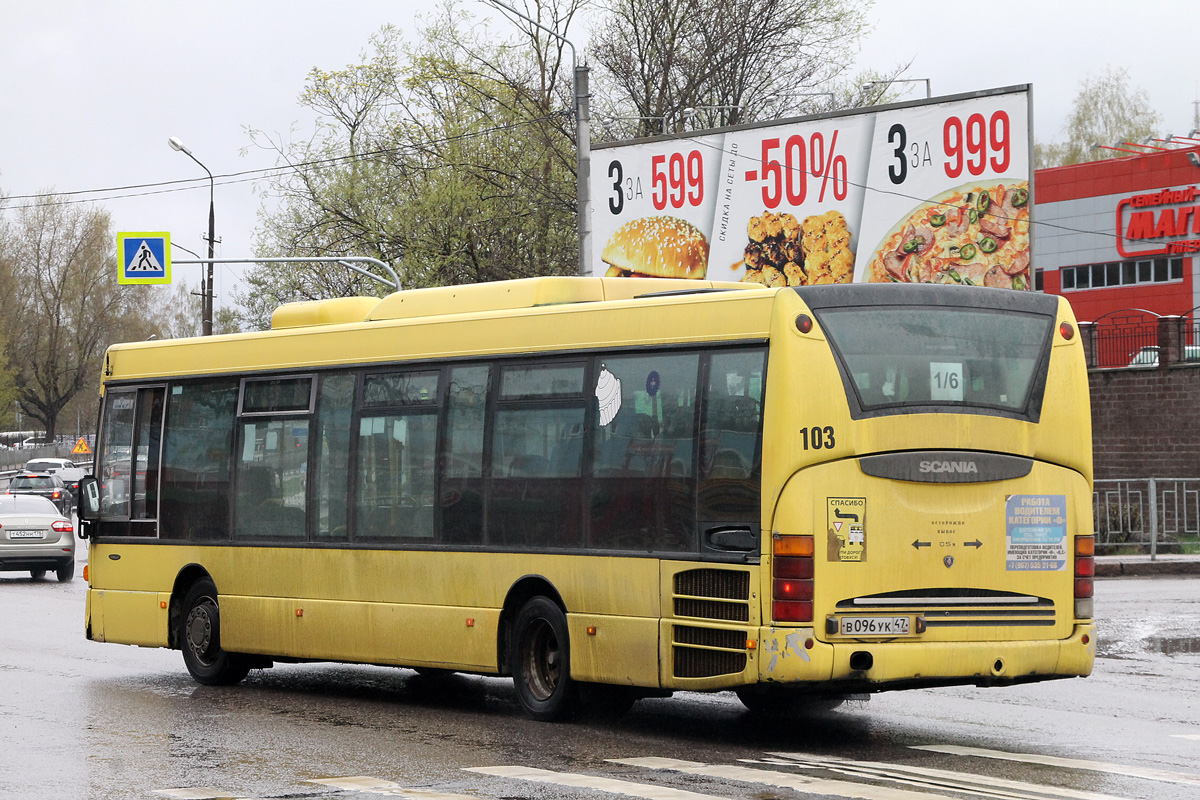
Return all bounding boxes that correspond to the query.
[117,232,171,284]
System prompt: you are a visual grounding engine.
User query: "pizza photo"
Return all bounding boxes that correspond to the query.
[865,181,1031,289]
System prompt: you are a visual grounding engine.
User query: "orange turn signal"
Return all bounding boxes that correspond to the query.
[773,534,814,557]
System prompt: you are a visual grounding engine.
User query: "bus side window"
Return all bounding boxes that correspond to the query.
[441,366,489,545]
[699,349,766,523]
[161,381,238,540]
[589,353,699,553]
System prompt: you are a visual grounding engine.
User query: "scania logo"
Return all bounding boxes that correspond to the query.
[918,460,979,474]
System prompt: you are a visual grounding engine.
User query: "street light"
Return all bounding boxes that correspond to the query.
[168,136,215,336]
[681,105,740,129]
[482,0,591,277]
[862,78,932,100]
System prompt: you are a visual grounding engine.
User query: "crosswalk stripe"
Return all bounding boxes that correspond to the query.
[911,745,1200,788]
[308,775,480,799]
[612,756,969,800]
[465,765,733,799]
[767,752,1125,800]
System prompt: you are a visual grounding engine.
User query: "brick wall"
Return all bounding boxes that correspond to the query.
[1090,364,1200,479]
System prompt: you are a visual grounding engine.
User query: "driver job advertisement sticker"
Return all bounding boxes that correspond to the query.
[1005,494,1067,571]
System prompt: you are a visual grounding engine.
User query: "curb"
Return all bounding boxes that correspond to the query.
[1095,559,1200,577]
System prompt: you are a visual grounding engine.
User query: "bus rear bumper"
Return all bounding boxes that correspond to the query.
[755,622,1095,690]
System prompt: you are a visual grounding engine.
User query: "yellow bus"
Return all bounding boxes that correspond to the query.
[78,276,1094,720]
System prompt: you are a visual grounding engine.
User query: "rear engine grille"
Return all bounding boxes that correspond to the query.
[836,588,1056,628]
[672,625,748,678]
[673,568,751,623]
[674,569,749,600]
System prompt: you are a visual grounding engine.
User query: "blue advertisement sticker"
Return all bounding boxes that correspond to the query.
[1005,494,1067,571]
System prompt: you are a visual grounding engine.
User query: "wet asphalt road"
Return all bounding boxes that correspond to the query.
[1,557,1197,800]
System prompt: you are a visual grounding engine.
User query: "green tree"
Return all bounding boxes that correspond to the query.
[242,5,580,329]
[0,196,158,440]
[1035,67,1161,168]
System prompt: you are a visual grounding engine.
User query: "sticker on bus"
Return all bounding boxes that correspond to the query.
[827,497,866,562]
[1005,494,1067,571]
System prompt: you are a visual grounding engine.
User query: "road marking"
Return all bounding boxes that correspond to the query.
[466,765,732,799]
[912,745,1200,788]
[152,791,240,800]
[613,756,967,800]
[1172,734,1200,740]
[767,752,1126,800]
[308,775,479,799]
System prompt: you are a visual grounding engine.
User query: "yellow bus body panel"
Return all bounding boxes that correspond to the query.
[87,280,1092,697]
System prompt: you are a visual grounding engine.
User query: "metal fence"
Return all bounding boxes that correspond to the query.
[1094,478,1200,557]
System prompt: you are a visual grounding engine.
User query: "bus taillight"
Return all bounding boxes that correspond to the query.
[1074,535,1095,618]
[773,534,814,623]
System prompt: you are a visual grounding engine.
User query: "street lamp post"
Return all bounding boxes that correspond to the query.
[168,136,215,336]
[862,79,932,101]
[483,0,591,277]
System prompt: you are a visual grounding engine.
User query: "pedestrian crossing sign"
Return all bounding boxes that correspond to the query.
[117,232,171,284]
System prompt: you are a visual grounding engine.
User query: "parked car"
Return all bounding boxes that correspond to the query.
[24,458,86,508]
[1127,345,1200,366]
[0,493,75,581]
[6,472,72,515]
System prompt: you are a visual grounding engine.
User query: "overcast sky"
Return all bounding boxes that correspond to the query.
[1,0,1196,317]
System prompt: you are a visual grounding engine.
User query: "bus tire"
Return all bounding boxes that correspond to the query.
[510,596,578,721]
[180,578,251,686]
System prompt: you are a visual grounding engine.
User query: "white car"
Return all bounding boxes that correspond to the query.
[0,494,75,581]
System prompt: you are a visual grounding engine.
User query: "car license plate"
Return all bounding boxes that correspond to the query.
[7,527,42,542]
[839,616,910,636]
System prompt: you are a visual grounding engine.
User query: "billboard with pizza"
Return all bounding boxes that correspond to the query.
[592,85,1032,290]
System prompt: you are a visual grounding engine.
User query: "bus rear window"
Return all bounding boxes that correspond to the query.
[816,306,1052,417]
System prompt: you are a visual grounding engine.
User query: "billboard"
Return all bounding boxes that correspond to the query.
[592,85,1032,290]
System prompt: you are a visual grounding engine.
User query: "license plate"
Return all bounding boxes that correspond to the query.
[839,616,910,636]
[7,530,43,539]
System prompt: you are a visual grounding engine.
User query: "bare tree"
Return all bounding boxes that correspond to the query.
[590,0,869,134]
[0,197,157,439]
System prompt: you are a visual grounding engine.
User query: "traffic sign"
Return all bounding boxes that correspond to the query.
[71,438,91,455]
[117,232,171,284]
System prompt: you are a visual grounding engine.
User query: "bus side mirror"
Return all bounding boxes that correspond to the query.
[78,476,101,524]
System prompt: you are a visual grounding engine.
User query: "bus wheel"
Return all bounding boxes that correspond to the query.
[510,597,578,721]
[180,578,251,686]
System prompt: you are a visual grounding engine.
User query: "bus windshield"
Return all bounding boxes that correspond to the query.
[816,305,1053,416]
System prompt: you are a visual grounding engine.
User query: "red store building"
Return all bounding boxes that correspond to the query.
[1035,143,1200,367]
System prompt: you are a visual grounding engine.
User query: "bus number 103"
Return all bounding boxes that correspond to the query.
[801,425,836,450]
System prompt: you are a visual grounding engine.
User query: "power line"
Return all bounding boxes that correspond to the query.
[0,112,571,211]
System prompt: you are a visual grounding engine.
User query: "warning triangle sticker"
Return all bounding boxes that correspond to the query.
[127,241,163,272]
[834,521,843,532]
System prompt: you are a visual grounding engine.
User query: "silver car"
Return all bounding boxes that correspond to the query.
[0,494,76,581]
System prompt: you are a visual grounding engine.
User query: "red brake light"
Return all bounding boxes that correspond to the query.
[1075,536,1095,594]
[773,556,814,579]
[52,520,73,534]
[773,600,813,623]
[1059,322,1075,340]
[774,578,814,601]
[773,534,815,623]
